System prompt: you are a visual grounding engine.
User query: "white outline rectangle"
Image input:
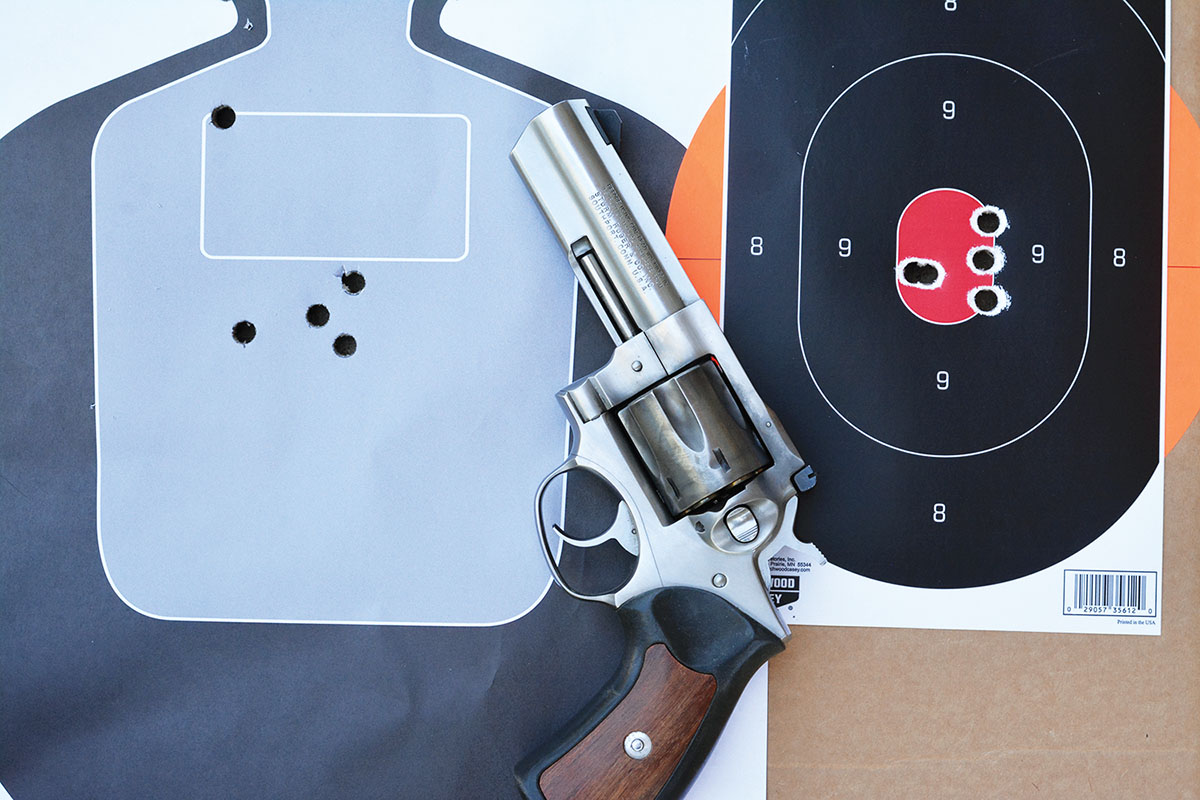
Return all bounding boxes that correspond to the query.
[199,110,472,262]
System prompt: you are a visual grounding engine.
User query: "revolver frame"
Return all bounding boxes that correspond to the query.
[536,298,814,641]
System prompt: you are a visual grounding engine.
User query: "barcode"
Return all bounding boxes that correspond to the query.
[1063,570,1156,617]
[1074,572,1145,609]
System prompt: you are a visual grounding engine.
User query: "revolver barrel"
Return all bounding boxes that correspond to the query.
[510,100,699,343]
[512,100,773,519]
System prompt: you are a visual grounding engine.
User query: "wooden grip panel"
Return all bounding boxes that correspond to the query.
[538,643,717,800]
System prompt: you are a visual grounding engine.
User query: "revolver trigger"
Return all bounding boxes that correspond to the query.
[551,501,639,557]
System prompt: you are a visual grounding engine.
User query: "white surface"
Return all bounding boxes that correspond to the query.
[440,0,732,146]
[0,0,236,140]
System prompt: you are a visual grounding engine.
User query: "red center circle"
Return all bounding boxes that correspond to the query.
[896,188,996,325]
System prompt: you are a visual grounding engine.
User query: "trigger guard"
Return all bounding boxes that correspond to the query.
[533,460,641,605]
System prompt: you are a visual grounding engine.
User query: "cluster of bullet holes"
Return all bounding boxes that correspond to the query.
[897,204,1012,319]
[213,103,366,356]
[231,268,365,357]
[967,205,1011,316]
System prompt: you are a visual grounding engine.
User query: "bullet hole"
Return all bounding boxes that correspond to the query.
[306,304,330,327]
[333,334,357,357]
[211,105,236,129]
[968,245,1005,275]
[905,262,940,284]
[232,320,256,344]
[897,257,945,289]
[968,284,1011,316]
[971,205,1009,237]
[341,270,366,295]
[975,289,999,312]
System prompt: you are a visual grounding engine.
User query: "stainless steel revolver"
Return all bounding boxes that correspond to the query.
[511,100,816,800]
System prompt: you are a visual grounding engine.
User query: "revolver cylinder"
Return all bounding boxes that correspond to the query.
[618,360,771,517]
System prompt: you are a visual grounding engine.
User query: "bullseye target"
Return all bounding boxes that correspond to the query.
[725,2,1165,590]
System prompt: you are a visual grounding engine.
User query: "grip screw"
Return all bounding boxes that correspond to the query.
[712,573,728,588]
[624,731,652,760]
[631,360,643,372]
